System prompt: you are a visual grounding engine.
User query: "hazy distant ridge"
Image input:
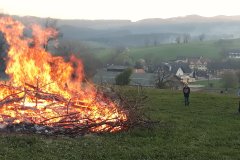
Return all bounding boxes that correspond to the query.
[11,15,240,47]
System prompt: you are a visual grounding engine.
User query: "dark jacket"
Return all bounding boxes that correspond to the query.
[183,86,190,97]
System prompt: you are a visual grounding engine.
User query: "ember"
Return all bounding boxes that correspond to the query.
[0,17,127,135]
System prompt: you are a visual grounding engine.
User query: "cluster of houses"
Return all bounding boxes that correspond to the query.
[93,56,210,89]
[227,52,240,59]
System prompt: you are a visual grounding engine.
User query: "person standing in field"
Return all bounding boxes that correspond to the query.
[183,83,190,106]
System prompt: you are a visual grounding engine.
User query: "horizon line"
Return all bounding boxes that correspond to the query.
[3,13,240,22]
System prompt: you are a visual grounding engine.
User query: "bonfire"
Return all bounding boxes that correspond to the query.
[0,16,128,135]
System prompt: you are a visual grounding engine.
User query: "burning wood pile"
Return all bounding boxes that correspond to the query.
[0,82,129,135]
[0,16,130,136]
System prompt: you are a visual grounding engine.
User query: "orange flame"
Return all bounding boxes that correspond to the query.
[0,17,127,133]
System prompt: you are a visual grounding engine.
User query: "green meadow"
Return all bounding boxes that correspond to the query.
[1,88,240,160]
[93,39,240,64]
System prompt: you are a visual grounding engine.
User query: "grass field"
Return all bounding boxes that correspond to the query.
[93,38,240,64]
[128,41,222,62]
[1,88,240,160]
[193,79,223,88]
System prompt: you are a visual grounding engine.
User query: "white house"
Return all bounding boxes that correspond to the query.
[175,67,195,83]
[176,67,184,77]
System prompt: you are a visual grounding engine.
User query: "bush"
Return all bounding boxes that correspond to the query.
[115,68,132,85]
[221,71,238,89]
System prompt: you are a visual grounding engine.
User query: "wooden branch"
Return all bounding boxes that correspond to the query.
[25,83,37,90]
[66,99,71,114]
[39,112,79,124]
[0,83,22,91]
[0,92,24,107]
[35,78,39,107]
[0,82,158,136]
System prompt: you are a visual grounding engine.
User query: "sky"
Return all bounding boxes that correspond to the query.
[0,0,240,21]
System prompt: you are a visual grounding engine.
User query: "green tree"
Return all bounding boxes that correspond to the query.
[115,68,132,85]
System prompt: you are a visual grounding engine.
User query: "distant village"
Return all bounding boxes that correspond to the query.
[93,52,240,90]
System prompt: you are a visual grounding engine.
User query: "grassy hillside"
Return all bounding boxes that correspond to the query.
[93,39,240,64]
[128,41,222,62]
[1,88,240,160]
[193,79,223,88]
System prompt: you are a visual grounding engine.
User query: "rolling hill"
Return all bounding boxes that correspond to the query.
[11,15,240,47]
[93,38,240,64]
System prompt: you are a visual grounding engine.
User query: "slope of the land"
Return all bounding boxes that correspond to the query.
[0,88,240,160]
[93,38,240,63]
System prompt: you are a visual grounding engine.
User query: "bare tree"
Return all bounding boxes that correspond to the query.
[43,17,62,51]
[115,45,126,54]
[105,46,133,66]
[144,38,150,47]
[199,34,205,41]
[54,40,80,58]
[153,38,158,46]
[183,34,191,43]
[175,36,181,44]
[155,67,171,88]
[0,31,8,78]
[55,40,102,79]
[221,71,238,89]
